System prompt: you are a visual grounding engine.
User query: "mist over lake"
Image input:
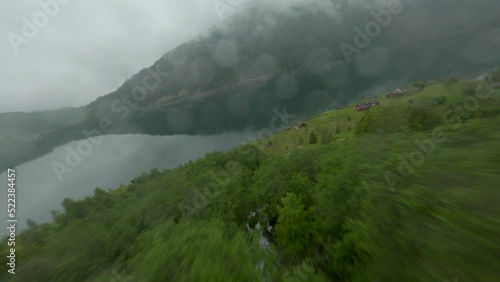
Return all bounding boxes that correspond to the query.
[0,131,254,233]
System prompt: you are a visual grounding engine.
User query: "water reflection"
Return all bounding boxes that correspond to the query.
[0,132,253,232]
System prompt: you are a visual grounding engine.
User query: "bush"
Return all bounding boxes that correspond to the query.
[413,80,427,89]
[408,103,442,131]
[434,96,447,105]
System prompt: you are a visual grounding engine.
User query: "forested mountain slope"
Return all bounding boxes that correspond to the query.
[2,73,499,281]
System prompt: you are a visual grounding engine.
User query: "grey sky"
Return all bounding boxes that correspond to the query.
[0,0,222,113]
[0,0,408,114]
[2,0,497,113]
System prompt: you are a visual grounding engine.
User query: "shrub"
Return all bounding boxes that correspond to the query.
[413,80,427,89]
[434,96,447,105]
[408,102,442,131]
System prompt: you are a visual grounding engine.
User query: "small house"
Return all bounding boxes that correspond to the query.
[355,103,371,111]
[387,92,401,99]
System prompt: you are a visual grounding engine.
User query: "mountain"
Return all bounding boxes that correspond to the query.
[2,73,499,281]
[2,0,500,172]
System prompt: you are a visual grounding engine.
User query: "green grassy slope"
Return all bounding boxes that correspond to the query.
[1,74,499,281]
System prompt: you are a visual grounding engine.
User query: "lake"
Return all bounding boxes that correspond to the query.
[0,131,254,234]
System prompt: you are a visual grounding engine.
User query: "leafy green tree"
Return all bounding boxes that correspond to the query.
[408,100,442,131]
[275,193,315,261]
[251,156,297,223]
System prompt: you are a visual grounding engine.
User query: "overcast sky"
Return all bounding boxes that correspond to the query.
[0,0,226,113]
[2,0,496,114]
[0,0,417,114]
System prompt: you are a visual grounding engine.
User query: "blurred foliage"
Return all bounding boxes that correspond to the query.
[408,99,443,131]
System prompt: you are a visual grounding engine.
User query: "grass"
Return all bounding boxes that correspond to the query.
[255,79,498,156]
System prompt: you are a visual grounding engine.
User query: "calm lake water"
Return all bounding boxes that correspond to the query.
[0,132,254,233]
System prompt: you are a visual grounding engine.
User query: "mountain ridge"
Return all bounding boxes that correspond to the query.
[1,0,499,172]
